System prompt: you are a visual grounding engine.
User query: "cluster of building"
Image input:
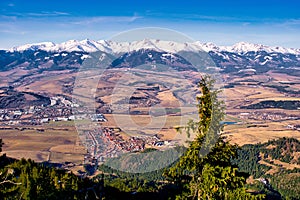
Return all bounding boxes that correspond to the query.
[50,96,79,108]
[82,126,172,165]
[286,124,300,131]
[0,109,23,122]
[0,96,83,125]
[102,128,145,152]
[1,90,176,174]
[82,128,122,165]
[237,111,300,121]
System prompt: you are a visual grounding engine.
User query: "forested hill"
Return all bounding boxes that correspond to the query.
[0,154,101,199]
[233,137,300,200]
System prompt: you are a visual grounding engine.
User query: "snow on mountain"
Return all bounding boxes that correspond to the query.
[228,42,268,53]
[8,39,300,55]
[48,39,112,53]
[195,42,221,52]
[106,39,202,53]
[10,42,56,52]
[224,42,300,54]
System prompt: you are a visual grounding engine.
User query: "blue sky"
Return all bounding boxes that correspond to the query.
[0,0,300,49]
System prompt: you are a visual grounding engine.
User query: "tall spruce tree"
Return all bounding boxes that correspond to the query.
[164,76,265,200]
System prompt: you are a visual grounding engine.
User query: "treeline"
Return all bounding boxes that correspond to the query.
[232,143,271,178]
[264,84,300,95]
[98,164,167,181]
[260,137,300,164]
[0,153,178,200]
[97,163,181,199]
[241,100,300,110]
[0,154,99,199]
[102,146,186,174]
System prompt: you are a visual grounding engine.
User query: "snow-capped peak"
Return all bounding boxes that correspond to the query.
[230,42,267,53]
[10,42,56,52]
[223,42,300,54]
[8,39,300,55]
[196,42,220,52]
[52,39,111,52]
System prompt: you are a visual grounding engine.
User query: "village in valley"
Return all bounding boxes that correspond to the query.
[0,86,177,175]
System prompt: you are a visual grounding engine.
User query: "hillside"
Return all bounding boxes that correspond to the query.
[0,87,50,109]
[233,137,300,200]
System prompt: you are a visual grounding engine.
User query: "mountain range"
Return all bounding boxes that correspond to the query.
[7,39,300,55]
[1,39,300,76]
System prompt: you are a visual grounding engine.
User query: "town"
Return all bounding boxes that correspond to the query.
[0,93,175,169]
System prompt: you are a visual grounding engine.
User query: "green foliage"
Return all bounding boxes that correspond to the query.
[98,164,167,181]
[103,146,186,174]
[232,144,271,178]
[164,76,263,199]
[0,158,95,199]
[261,137,300,164]
[95,172,180,200]
[103,176,158,193]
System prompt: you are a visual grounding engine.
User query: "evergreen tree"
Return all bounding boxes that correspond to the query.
[164,76,265,200]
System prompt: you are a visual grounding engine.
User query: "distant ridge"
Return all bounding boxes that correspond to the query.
[8,39,300,55]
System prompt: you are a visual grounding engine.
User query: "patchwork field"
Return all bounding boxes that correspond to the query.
[0,124,86,164]
[1,65,300,165]
[224,122,300,145]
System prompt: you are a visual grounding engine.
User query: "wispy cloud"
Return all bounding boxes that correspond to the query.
[71,15,142,25]
[144,12,257,23]
[242,22,251,26]
[7,3,14,7]
[181,14,241,22]
[2,11,71,18]
[282,19,300,26]
[26,11,70,17]
[0,29,26,35]
[0,14,17,21]
[268,18,300,31]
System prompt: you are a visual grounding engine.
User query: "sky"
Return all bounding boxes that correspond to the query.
[0,0,300,49]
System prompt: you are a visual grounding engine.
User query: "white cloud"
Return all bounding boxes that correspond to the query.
[0,15,17,21]
[71,15,142,25]
[26,11,70,17]
[281,19,300,27]
[2,11,71,18]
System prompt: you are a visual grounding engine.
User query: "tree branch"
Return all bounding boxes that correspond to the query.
[0,180,22,185]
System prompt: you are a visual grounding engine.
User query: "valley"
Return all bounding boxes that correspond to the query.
[0,40,300,175]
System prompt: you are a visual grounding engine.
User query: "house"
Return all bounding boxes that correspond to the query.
[40,118,50,123]
[13,110,22,116]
